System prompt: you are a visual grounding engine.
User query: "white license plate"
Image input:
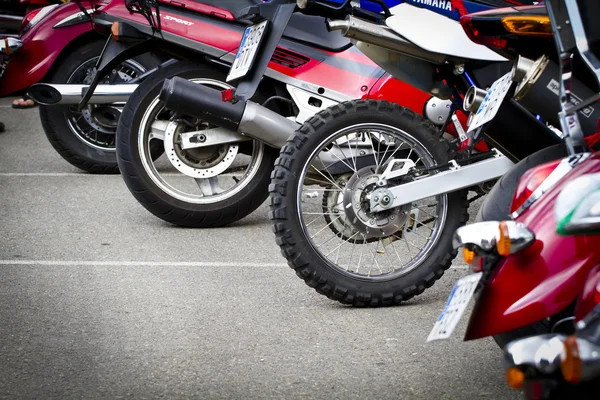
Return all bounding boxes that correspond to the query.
[226,20,269,82]
[467,72,513,134]
[427,272,482,342]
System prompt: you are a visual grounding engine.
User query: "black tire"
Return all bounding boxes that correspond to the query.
[475,144,567,348]
[476,144,566,222]
[269,100,469,306]
[40,40,160,174]
[116,61,278,228]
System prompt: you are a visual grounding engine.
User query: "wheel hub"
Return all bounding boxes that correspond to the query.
[164,121,238,179]
[342,166,410,238]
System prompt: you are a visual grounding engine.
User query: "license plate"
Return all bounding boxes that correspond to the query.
[467,72,513,134]
[427,272,482,342]
[226,20,269,82]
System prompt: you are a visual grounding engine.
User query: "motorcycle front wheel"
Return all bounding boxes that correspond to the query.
[116,61,277,227]
[269,100,469,306]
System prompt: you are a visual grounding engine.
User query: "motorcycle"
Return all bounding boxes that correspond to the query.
[30,0,510,226]
[0,0,161,173]
[500,163,600,399]
[134,0,597,306]
[261,0,600,307]
[429,0,600,369]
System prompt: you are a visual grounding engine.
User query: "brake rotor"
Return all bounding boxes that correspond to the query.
[342,166,411,239]
[164,121,238,178]
[322,173,367,241]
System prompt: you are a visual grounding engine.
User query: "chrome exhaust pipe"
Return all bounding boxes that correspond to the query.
[28,83,138,106]
[160,77,299,148]
[463,86,487,113]
[327,16,446,64]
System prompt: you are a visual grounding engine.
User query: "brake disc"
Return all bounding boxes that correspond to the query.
[164,121,238,179]
[342,166,411,239]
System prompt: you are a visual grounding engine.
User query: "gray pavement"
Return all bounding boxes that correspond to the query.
[0,101,519,399]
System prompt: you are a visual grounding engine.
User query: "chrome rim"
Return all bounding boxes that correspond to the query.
[65,57,145,151]
[138,78,264,204]
[296,123,448,281]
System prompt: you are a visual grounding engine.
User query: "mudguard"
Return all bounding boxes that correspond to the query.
[464,153,600,341]
[78,29,154,108]
[0,1,96,96]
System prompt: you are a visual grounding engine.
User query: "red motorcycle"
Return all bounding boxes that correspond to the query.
[499,158,600,399]
[0,0,160,172]
[426,0,600,392]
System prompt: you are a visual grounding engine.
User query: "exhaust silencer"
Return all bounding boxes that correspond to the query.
[327,16,446,64]
[463,86,487,113]
[28,83,137,106]
[159,77,299,148]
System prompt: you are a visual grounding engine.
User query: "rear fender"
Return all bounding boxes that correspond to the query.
[78,32,154,108]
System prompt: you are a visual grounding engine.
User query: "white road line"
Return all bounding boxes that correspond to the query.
[0,259,469,269]
[0,172,95,177]
[0,260,287,267]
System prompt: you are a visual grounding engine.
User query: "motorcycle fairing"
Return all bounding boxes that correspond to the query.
[386,3,508,61]
[464,154,600,341]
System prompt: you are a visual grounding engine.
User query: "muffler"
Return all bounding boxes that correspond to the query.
[159,77,299,148]
[327,16,446,64]
[28,83,137,106]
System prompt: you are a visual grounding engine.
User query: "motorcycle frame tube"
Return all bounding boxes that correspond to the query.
[0,1,96,96]
[464,153,600,341]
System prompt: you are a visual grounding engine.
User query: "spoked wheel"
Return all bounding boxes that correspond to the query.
[270,100,469,306]
[40,40,161,173]
[117,61,277,227]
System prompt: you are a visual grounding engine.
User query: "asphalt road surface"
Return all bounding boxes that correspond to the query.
[0,98,519,400]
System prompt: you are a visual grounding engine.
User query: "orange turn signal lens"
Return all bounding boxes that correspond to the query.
[497,221,511,257]
[561,336,582,383]
[463,248,475,264]
[502,16,553,37]
[505,367,525,390]
[111,22,120,41]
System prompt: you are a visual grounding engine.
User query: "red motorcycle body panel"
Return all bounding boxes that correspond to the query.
[574,264,600,321]
[0,1,96,96]
[464,153,600,340]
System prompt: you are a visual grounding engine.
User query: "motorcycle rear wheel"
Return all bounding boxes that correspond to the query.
[269,100,469,306]
[40,40,160,174]
[116,61,277,227]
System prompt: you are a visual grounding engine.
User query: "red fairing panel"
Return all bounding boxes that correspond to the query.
[0,1,95,96]
[464,153,600,341]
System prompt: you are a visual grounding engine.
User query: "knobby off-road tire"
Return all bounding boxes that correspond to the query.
[116,61,277,228]
[40,40,160,174]
[269,100,469,306]
[474,144,567,348]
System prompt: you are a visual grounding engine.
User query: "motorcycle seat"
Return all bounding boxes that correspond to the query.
[284,14,351,53]
[197,0,350,52]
